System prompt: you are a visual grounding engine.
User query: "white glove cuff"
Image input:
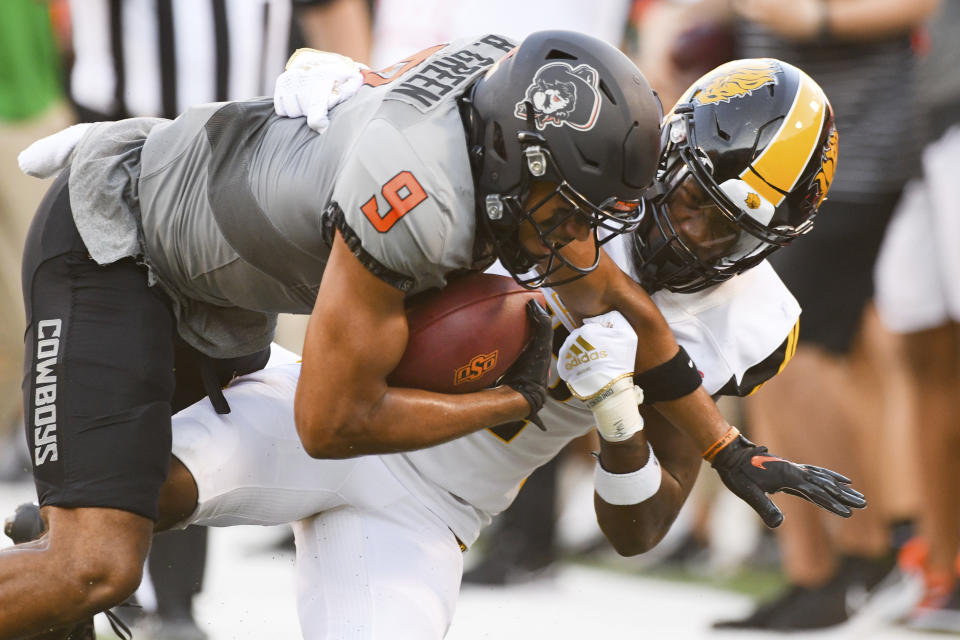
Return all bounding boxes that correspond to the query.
[580,376,644,442]
[594,443,662,506]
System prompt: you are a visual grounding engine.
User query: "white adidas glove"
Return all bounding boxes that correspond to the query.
[274,48,366,134]
[18,123,95,179]
[558,311,644,442]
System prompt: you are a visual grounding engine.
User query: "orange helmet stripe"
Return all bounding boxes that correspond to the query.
[741,72,826,206]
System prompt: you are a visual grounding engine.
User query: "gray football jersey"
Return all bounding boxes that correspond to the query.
[121,34,514,357]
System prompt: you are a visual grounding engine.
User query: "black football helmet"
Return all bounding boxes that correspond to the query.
[461,30,662,288]
[634,58,838,293]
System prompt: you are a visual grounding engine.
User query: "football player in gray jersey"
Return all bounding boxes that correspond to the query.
[3,30,672,639]
[3,29,764,639]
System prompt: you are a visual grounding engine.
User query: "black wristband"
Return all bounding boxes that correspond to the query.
[633,346,702,404]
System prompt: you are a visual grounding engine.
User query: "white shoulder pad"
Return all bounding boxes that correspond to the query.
[651,261,800,395]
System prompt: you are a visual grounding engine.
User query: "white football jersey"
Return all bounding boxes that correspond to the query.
[379,235,799,546]
[177,237,800,548]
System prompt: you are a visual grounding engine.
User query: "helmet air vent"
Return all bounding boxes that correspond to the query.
[545,49,577,61]
[492,122,507,161]
[713,112,730,142]
[598,79,617,105]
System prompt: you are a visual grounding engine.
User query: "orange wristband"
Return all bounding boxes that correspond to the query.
[702,425,740,462]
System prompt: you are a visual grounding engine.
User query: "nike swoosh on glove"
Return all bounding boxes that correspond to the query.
[710,434,867,528]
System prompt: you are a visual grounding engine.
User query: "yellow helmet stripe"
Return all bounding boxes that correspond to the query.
[741,72,826,206]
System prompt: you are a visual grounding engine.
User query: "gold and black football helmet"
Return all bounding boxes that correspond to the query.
[634,58,838,293]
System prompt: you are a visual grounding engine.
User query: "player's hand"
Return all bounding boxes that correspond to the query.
[710,434,867,528]
[558,311,637,397]
[274,49,367,133]
[501,300,553,430]
[558,311,644,442]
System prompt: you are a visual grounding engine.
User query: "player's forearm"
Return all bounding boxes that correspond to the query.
[652,387,729,452]
[594,410,702,555]
[294,384,529,458]
[730,0,938,43]
[554,252,727,450]
[594,434,689,556]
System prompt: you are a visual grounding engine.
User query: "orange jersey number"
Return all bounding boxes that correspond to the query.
[361,171,428,233]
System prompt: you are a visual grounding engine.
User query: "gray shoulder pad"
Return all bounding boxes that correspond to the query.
[331,115,477,294]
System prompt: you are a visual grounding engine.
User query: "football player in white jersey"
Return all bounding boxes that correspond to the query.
[120,58,861,639]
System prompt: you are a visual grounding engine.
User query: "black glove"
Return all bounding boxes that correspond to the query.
[501,300,553,431]
[711,434,867,528]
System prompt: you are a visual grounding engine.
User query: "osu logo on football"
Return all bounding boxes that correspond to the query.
[454,351,499,385]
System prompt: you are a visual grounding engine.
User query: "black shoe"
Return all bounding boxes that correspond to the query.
[64,620,96,640]
[714,554,897,631]
[712,584,811,630]
[656,531,709,569]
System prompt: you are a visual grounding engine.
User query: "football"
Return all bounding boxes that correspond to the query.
[388,272,547,393]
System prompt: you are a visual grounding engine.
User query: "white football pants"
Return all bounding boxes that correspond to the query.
[172,363,463,639]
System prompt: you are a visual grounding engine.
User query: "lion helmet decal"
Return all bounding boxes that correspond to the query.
[515,62,602,131]
[692,59,779,105]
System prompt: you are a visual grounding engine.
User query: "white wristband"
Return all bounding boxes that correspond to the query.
[593,443,662,506]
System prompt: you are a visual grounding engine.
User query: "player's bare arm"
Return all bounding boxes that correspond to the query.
[559,308,866,529]
[595,407,701,555]
[294,232,534,458]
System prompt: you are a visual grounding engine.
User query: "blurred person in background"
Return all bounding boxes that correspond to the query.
[634,0,940,630]
[369,0,631,68]
[67,0,370,124]
[729,0,937,630]
[0,1,73,481]
[873,0,960,631]
[50,2,370,638]
[630,0,735,108]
